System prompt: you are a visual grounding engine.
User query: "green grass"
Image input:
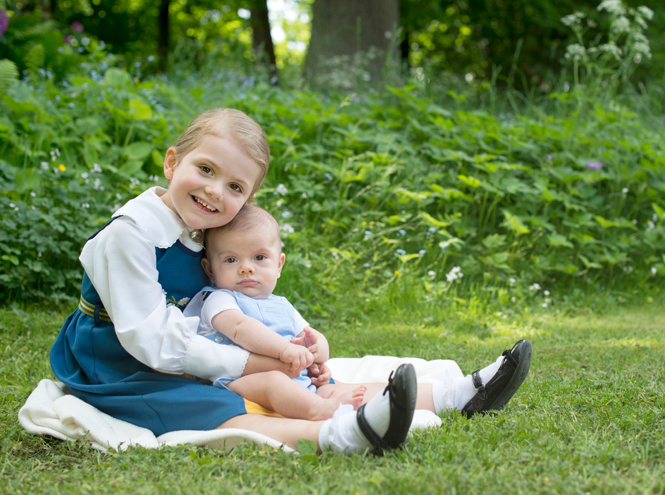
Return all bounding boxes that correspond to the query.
[1,302,664,494]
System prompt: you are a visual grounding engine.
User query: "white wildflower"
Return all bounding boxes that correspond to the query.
[428,270,436,280]
[509,278,516,287]
[565,44,587,62]
[92,163,102,173]
[280,223,294,234]
[637,6,654,20]
[529,283,541,291]
[544,290,550,296]
[651,267,657,276]
[419,249,426,255]
[598,0,626,15]
[622,187,629,194]
[599,43,623,60]
[446,266,463,282]
[561,13,582,27]
[275,184,288,195]
[364,230,372,239]
[611,16,630,35]
[281,211,292,218]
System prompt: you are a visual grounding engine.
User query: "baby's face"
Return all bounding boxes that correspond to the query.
[202,228,285,300]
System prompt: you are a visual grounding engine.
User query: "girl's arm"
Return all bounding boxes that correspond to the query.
[211,310,314,372]
[83,217,250,382]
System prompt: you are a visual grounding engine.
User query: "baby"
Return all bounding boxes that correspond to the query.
[189,204,365,421]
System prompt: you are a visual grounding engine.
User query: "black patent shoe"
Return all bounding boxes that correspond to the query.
[461,339,532,419]
[356,363,417,452]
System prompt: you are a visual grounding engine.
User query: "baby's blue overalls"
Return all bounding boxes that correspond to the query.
[205,290,314,391]
[50,220,249,435]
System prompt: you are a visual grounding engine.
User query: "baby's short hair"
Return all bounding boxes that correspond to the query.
[204,204,281,252]
[174,108,270,194]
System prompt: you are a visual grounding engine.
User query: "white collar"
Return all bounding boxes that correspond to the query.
[113,187,193,249]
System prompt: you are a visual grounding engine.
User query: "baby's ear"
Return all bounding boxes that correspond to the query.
[163,147,177,179]
[201,257,215,283]
[277,253,286,277]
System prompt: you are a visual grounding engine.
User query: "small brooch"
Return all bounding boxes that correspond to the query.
[189,229,204,247]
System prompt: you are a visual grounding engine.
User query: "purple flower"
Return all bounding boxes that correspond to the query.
[64,35,73,44]
[0,11,8,35]
[71,21,84,33]
[586,161,604,169]
[546,154,553,160]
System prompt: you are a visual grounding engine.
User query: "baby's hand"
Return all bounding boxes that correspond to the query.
[279,343,314,373]
[308,362,332,387]
[290,328,321,360]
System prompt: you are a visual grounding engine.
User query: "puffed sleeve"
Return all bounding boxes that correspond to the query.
[80,217,250,381]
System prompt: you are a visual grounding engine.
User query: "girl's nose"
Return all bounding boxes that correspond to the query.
[205,183,223,201]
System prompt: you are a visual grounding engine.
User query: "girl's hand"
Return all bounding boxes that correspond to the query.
[308,362,332,386]
[279,343,314,373]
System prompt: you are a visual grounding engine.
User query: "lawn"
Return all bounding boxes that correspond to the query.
[1,302,663,494]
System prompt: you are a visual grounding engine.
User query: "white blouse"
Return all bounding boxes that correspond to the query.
[79,187,250,381]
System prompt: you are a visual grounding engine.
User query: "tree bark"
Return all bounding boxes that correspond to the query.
[249,0,278,79]
[304,0,399,86]
[158,0,170,72]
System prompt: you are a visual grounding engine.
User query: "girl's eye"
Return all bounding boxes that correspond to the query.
[200,165,212,175]
[229,183,242,192]
[224,257,237,264]
[255,255,266,261]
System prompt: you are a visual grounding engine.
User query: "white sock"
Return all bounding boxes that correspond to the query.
[451,355,504,410]
[318,389,392,455]
[431,381,452,415]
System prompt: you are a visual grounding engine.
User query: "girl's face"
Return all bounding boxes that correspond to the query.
[160,135,261,231]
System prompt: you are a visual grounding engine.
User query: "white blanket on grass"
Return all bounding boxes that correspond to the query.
[19,356,463,453]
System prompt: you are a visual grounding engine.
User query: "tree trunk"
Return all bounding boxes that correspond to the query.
[304,0,399,87]
[249,0,278,80]
[158,0,170,72]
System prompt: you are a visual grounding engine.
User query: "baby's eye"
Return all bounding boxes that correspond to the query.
[200,165,213,175]
[224,257,237,264]
[229,183,242,193]
[255,254,266,261]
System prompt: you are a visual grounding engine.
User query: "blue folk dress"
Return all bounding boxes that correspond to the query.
[50,192,249,436]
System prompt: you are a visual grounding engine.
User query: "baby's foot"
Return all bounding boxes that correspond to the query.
[308,386,367,421]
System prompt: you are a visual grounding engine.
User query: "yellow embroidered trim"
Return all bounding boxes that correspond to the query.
[78,296,112,323]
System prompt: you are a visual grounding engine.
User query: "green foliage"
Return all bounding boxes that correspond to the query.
[0,48,663,309]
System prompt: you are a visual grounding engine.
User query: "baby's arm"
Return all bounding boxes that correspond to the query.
[211,310,314,373]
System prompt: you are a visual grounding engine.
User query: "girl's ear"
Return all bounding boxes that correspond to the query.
[277,253,286,278]
[201,257,215,283]
[163,147,177,179]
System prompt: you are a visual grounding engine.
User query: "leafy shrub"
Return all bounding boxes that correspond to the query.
[0,55,663,313]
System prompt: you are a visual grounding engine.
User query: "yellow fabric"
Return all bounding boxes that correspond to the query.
[244,399,282,418]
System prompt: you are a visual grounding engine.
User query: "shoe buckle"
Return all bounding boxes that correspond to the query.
[383,370,395,396]
[471,370,487,400]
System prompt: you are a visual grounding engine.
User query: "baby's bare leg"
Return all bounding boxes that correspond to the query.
[333,381,435,412]
[228,371,365,421]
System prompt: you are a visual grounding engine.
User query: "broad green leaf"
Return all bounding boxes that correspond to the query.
[502,210,530,235]
[129,99,152,120]
[653,203,665,221]
[457,175,482,188]
[548,233,574,248]
[296,439,318,461]
[104,67,131,86]
[124,142,153,161]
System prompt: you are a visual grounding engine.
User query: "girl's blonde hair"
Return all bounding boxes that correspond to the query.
[174,108,270,194]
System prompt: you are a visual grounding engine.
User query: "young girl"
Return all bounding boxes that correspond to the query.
[49,108,532,455]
